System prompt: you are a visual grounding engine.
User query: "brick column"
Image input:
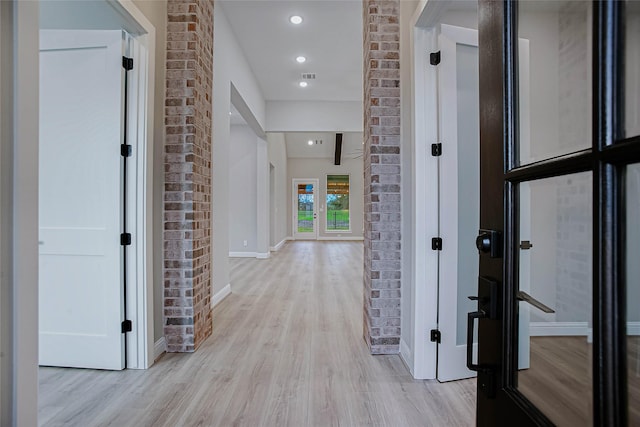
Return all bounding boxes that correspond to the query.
[164,0,213,352]
[362,0,401,355]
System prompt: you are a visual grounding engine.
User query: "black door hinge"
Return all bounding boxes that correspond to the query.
[432,237,442,251]
[122,56,133,71]
[121,320,132,333]
[430,51,441,66]
[121,144,132,157]
[431,143,442,156]
[120,233,132,246]
[430,329,441,343]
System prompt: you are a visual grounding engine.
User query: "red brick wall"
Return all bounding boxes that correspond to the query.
[362,0,402,355]
[164,0,213,352]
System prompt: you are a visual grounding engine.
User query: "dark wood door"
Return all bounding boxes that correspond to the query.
[474,1,639,425]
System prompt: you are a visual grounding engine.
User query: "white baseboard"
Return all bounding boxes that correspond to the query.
[270,238,287,252]
[317,236,364,241]
[229,251,258,258]
[629,321,640,336]
[256,252,270,259]
[212,284,231,307]
[154,337,166,360]
[399,338,414,377]
[529,321,589,337]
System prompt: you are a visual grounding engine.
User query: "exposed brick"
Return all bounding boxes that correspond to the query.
[164,0,213,353]
[363,0,401,355]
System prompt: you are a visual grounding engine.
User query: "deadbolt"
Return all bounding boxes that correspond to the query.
[476,229,502,258]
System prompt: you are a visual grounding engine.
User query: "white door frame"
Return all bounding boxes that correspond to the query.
[292,178,319,240]
[4,0,155,423]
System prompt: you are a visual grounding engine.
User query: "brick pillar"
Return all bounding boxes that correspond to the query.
[362,0,401,355]
[164,0,213,352]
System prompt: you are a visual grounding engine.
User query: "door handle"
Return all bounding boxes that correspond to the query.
[516,290,555,313]
[467,310,486,372]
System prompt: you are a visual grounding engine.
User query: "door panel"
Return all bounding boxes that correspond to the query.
[437,24,479,382]
[293,179,318,240]
[476,1,632,425]
[39,30,125,370]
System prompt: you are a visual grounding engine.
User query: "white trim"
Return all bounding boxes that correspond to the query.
[270,238,287,252]
[317,236,364,241]
[629,322,640,336]
[399,339,414,376]
[212,284,232,307]
[153,337,166,361]
[529,321,589,337]
[256,252,270,259]
[229,251,259,258]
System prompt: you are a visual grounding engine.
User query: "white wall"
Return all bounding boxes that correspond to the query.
[287,156,364,240]
[213,5,266,293]
[266,101,363,133]
[267,133,288,247]
[229,125,258,253]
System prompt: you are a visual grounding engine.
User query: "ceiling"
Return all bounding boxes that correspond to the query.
[219,0,363,102]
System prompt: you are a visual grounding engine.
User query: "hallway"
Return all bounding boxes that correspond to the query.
[39,242,475,426]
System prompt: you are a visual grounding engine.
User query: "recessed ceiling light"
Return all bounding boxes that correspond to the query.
[296,56,307,64]
[308,140,314,146]
[289,15,303,24]
[299,81,308,88]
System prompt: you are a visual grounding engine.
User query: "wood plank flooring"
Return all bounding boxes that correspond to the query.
[38,241,476,427]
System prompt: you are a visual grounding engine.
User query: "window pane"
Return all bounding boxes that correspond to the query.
[623,1,640,138]
[326,175,349,231]
[518,172,592,427]
[627,163,640,425]
[518,1,592,165]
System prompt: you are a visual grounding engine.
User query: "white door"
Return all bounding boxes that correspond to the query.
[436,25,531,381]
[39,30,126,370]
[292,179,318,240]
[436,24,480,382]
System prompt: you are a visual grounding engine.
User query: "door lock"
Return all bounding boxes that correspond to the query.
[475,229,502,258]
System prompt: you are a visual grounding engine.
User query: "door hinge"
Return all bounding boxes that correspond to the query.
[121,320,132,333]
[431,143,442,157]
[430,329,441,343]
[431,237,442,251]
[430,51,441,66]
[122,56,134,71]
[120,233,132,246]
[121,144,132,157]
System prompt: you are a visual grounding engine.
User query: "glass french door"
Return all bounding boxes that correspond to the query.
[292,179,318,240]
[474,1,639,425]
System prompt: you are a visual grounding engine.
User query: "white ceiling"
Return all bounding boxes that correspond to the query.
[219,0,363,102]
[285,132,363,159]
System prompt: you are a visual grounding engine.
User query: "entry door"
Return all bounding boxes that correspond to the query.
[474,1,636,425]
[39,30,126,370]
[292,179,318,240]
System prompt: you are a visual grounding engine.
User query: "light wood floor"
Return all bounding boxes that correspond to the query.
[39,241,476,427]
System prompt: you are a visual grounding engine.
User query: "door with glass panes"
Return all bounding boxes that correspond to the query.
[473,1,639,425]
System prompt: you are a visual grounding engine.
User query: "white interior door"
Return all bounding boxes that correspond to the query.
[292,179,318,240]
[436,25,531,381]
[436,24,480,382]
[39,30,125,370]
